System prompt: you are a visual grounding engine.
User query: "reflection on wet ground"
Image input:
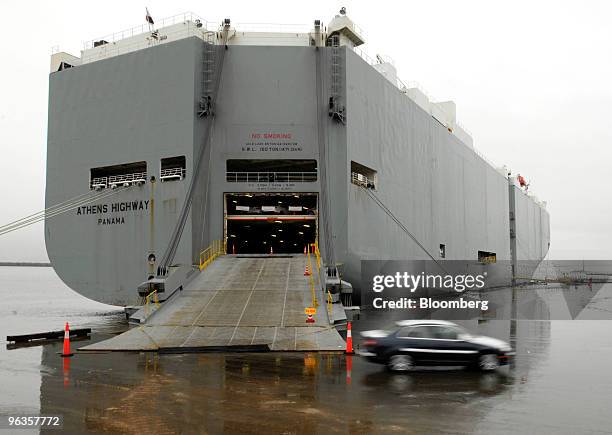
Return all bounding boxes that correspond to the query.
[36,322,611,434]
[2,268,612,434]
[40,342,516,434]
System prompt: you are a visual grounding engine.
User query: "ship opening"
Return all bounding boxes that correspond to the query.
[224,193,317,254]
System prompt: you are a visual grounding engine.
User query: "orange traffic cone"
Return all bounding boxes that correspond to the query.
[61,322,74,357]
[304,246,307,255]
[345,321,354,355]
[306,313,315,323]
[304,264,311,276]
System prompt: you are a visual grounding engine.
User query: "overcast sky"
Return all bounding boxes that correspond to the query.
[0,0,609,261]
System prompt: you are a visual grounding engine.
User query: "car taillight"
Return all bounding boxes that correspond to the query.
[363,339,378,347]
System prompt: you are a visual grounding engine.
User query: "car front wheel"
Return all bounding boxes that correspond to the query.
[387,354,413,372]
[478,353,499,371]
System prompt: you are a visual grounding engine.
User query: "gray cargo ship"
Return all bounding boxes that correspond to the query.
[45,10,549,308]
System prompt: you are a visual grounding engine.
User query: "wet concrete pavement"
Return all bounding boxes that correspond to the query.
[30,320,612,434]
[3,267,612,434]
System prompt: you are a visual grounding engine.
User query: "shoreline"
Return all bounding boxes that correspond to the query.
[0,262,51,267]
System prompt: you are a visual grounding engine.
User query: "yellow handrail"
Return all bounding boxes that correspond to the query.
[144,289,159,317]
[307,244,318,307]
[327,290,333,318]
[199,239,226,271]
[313,240,321,270]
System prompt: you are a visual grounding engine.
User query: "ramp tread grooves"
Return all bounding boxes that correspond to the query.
[280,260,291,327]
[189,259,237,327]
[229,260,266,343]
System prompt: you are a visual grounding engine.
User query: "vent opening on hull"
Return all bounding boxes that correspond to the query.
[160,156,186,182]
[478,250,497,264]
[439,244,446,258]
[224,193,317,254]
[90,161,147,190]
[226,159,317,183]
[350,161,376,189]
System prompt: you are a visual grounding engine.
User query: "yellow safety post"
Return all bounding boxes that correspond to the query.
[307,245,318,308]
[144,289,158,317]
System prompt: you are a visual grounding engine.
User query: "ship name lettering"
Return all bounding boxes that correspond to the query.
[76,200,150,216]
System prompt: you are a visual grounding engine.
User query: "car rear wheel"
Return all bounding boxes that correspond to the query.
[388,354,413,372]
[478,353,499,371]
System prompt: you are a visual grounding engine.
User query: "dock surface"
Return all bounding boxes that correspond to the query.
[81,255,345,352]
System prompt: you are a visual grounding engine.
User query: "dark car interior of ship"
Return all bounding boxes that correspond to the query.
[225,193,317,254]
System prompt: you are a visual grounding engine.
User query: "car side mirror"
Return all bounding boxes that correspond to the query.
[458,333,471,341]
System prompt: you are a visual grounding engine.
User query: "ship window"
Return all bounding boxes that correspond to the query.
[478,251,496,264]
[439,244,446,258]
[90,161,147,190]
[226,159,317,183]
[351,161,377,189]
[160,156,186,182]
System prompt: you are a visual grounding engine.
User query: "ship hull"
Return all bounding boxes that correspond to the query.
[45,38,549,305]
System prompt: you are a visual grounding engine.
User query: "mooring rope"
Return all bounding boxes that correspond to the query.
[0,186,130,236]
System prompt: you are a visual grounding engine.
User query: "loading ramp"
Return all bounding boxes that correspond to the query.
[81,255,345,352]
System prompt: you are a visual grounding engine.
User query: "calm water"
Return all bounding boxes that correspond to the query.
[0,267,124,416]
[1,267,612,434]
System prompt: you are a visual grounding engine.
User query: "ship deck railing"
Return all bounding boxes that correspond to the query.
[160,167,186,182]
[351,172,375,189]
[83,12,210,50]
[226,171,317,183]
[90,172,147,190]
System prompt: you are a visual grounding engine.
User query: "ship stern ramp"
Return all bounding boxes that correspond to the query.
[81,255,345,352]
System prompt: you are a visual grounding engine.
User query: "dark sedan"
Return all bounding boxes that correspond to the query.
[359,320,514,371]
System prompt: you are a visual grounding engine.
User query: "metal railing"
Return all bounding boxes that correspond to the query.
[312,240,321,270]
[81,21,207,64]
[226,171,317,183]
[351,172,375,189]
[144,290,160,317]
[233,22,311,33]
[160,167,186,181]
[90,172,147,190]
[199,239,225,271]
[306,243,318,308]
[83,12,210,49]
[479,256,497,265]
